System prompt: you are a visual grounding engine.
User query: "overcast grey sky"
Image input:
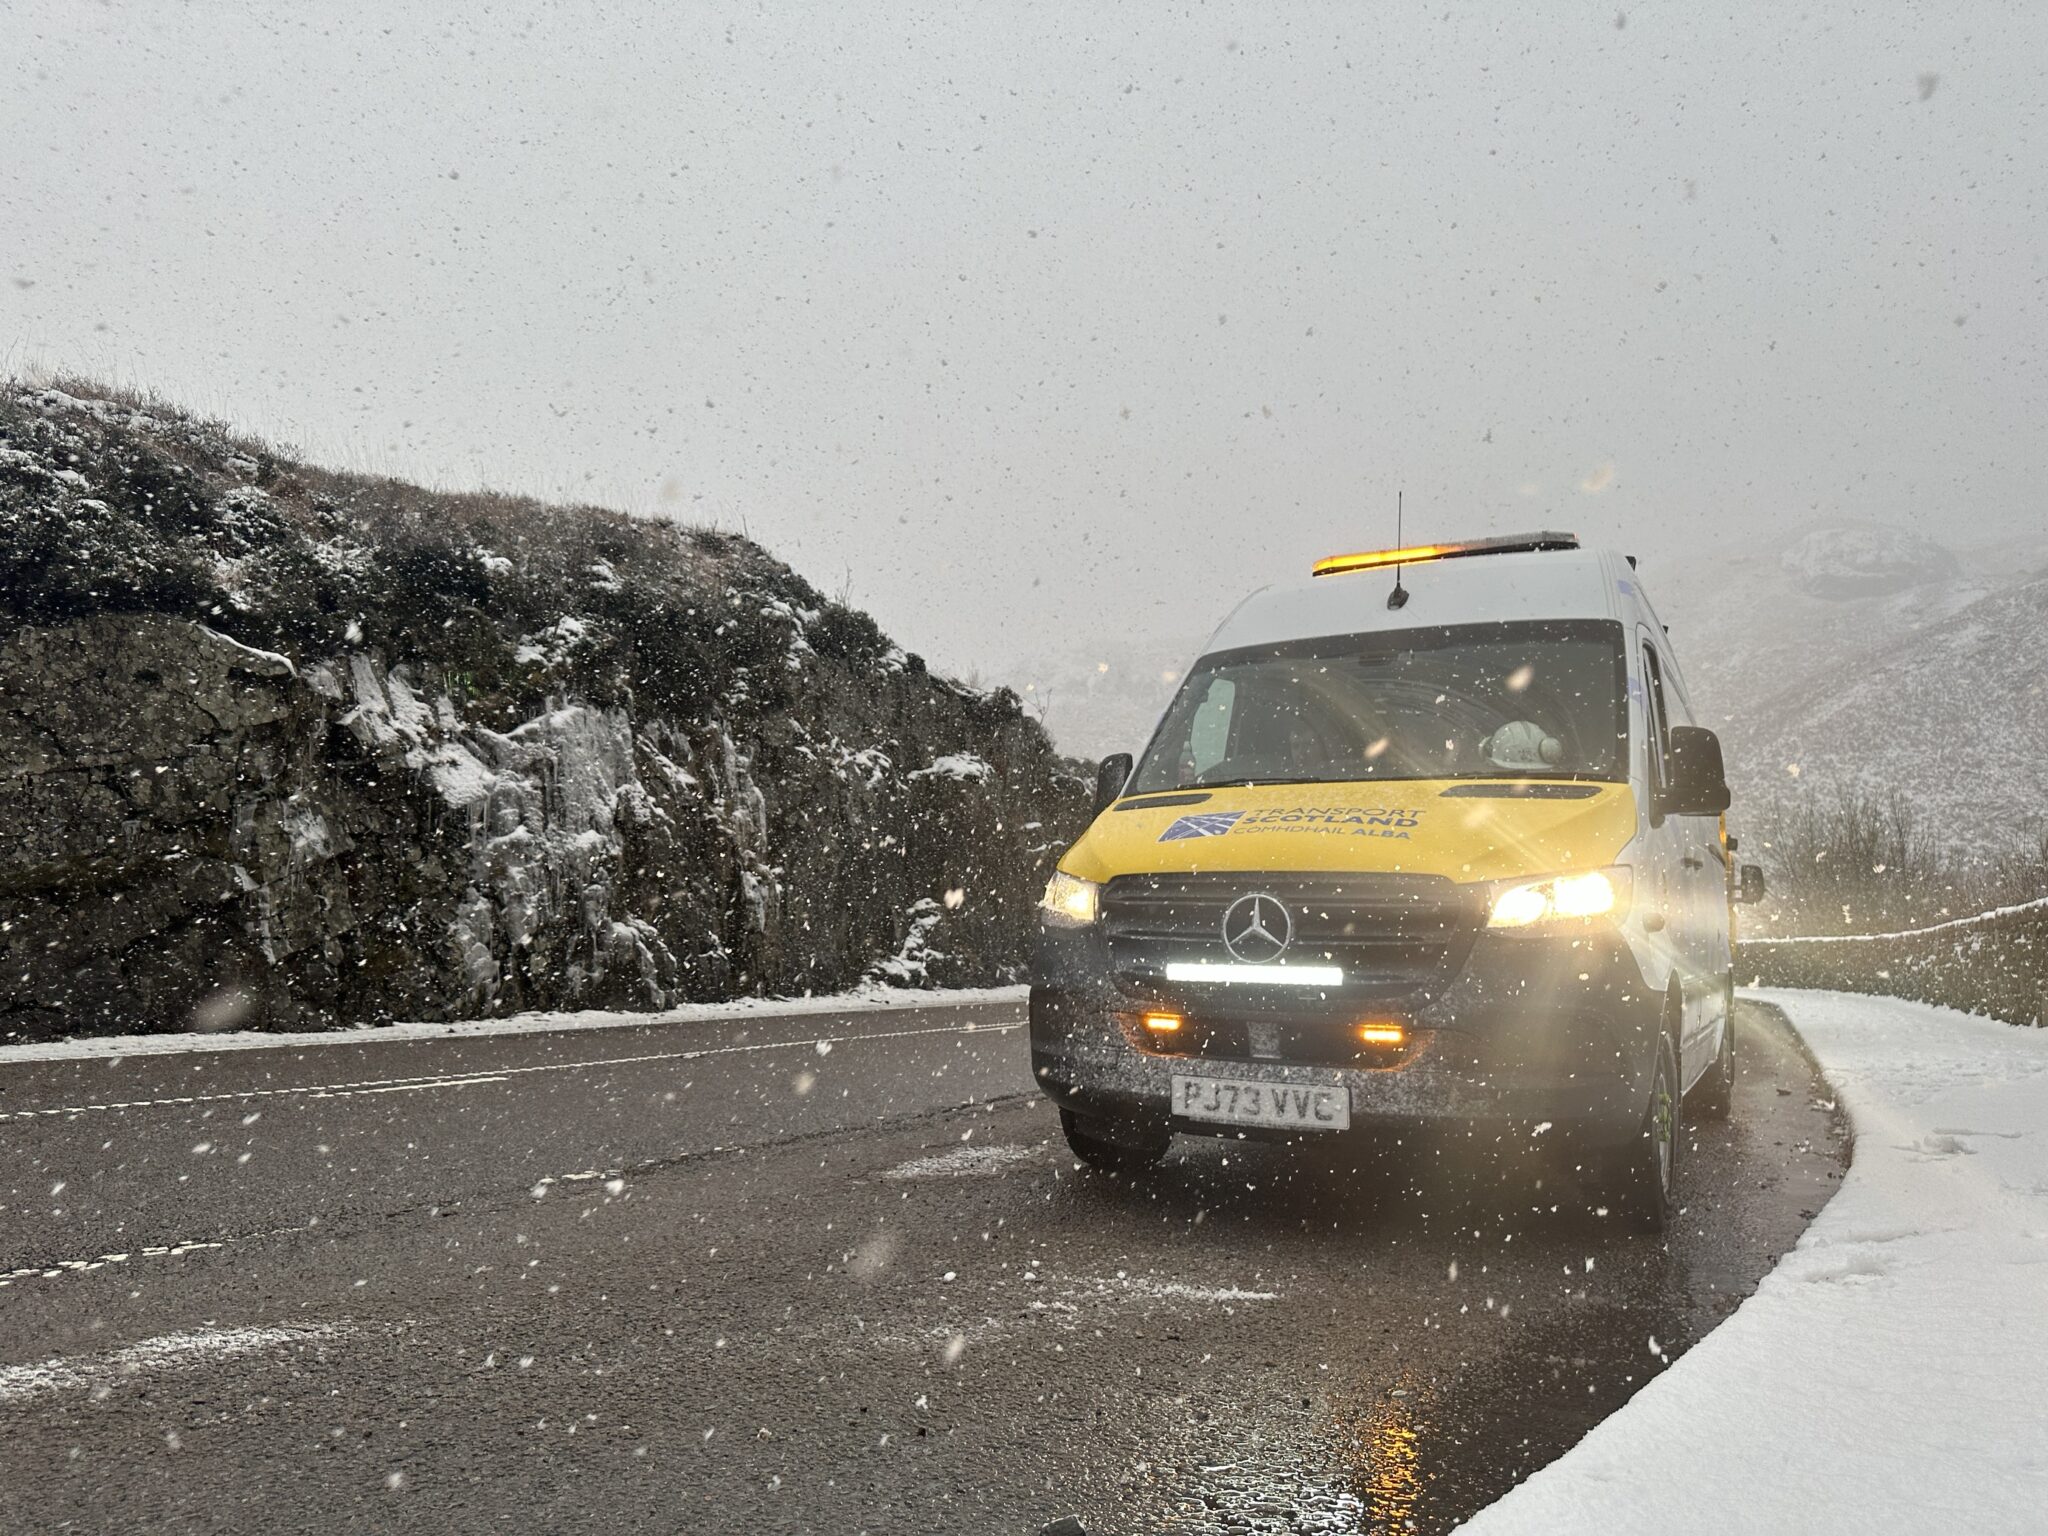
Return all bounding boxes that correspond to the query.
[5,2,2043,677]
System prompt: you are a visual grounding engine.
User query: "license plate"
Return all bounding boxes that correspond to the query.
[1171,1074,1351,1131]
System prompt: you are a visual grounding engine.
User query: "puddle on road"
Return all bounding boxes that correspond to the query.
[1144,1301,1681,1535]
[1079,1017,1847,1533]
[1330,1304,1676,1533]
[1341,1389,1425,1533]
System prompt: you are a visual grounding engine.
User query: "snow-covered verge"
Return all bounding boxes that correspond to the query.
[1459,989,2048,1535]
[0,984,1026,1064]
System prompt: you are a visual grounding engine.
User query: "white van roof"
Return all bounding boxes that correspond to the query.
[1204,545,1635,655]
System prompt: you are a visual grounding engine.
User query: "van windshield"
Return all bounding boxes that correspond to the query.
[1128,619,1628,792]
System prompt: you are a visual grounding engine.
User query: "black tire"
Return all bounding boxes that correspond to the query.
[1059,1108,1170,1176]
[1691,1006,1735,1122]
[1602,1030,1679,1233]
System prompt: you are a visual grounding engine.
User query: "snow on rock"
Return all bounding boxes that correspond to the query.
[512,616,597,670]
[193,623,296,678]
[1458,989,2048,1536]
[828,741,894,790]
[911,753,994,782]
[871,897,946,985]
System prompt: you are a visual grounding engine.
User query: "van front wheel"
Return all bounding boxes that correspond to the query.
[1692,1011,1735,1122]
[1060,1109,1169,1177]
[1600,1033,1679,1233]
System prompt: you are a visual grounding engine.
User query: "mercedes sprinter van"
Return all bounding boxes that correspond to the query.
[1029,533,1765,1230]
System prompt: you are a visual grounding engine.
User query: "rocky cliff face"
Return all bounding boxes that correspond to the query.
[0,382,1088,1041]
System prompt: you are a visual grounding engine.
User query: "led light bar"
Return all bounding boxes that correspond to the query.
[1163,962,1344,987]
[1312,531,1579,578]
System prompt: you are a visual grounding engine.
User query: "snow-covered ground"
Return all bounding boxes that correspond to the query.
[1460,989,2048,1535]
[0,984,1026,1063]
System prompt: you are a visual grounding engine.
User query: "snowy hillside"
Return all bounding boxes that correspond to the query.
[1661,522,1996,734]
[1659,521,2048,859]
[0,381,1087,1041]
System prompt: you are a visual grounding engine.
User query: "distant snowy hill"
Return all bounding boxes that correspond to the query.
[1662,523,1995,736]
[1661,521,2048,860]
[1699,568,2048,858]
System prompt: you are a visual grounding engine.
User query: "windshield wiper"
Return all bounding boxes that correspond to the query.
[1176,775,1324,790]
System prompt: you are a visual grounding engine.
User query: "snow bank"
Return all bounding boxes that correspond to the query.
[1459,990,2048,1536]
[0,985,1026,1063]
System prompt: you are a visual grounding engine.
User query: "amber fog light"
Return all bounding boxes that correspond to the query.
[1357,1023,1406,1048]
[1141,1011,1185,1035]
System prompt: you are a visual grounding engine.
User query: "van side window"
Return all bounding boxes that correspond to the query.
[1641,643,1672,787]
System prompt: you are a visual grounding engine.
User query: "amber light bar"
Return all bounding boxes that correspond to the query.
[1312,531,1579,578]
[1357,1023,1407,1047]
[1141,1011,1185,1034]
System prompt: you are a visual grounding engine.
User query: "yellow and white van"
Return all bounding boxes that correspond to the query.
[1030,533,1765,1230]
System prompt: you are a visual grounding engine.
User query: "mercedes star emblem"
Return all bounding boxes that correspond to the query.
[1221,893,1293,964]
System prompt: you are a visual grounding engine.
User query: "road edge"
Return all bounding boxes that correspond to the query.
[1454,986,2047,1535]
[0,984,1029,1064]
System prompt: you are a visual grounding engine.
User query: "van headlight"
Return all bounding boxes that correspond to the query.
[1486,868,1631,929]
[1039,871,1103,929]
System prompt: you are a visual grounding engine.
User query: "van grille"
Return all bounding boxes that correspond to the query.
[1100,871,1482,1016]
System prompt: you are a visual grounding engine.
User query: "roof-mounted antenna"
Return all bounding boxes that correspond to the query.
[1387,490,1410,610]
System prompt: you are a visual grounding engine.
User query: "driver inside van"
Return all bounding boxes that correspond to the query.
[1482,719,1566,770]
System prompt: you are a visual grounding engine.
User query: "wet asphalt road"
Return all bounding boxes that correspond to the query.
[0,999,1845,1535]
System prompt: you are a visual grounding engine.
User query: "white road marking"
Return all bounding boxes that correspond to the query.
[312,1075,509,1098]
[1030,1273,1283,1311]
[1,1021,1025,1289]
[0,1224,320,1290]
[802,1268,1283,1357]
[0,1021,1021,1123]
[881,1143,1042,1180]
[0,1322,362,1405]
[1122,1279,1282,1304]
[0,1071,513,1122]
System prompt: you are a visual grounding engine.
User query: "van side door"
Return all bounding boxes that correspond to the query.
[1639,637,1723,1084]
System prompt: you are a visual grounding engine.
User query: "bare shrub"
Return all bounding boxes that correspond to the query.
[1750,784,2047,938]
[1741,784,2048,1025]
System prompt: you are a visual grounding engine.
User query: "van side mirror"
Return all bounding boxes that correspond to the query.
[1093,753,1133,815]
[1659,725,1731,817]
[1737,864,1767,905]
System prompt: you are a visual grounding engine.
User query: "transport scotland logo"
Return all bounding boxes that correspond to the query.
[1158,811,1245,842]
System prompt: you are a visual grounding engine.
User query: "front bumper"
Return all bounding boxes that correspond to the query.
[1028,921,1662,1149]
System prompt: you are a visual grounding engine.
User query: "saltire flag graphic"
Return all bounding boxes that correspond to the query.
[1158,811,1245,842]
